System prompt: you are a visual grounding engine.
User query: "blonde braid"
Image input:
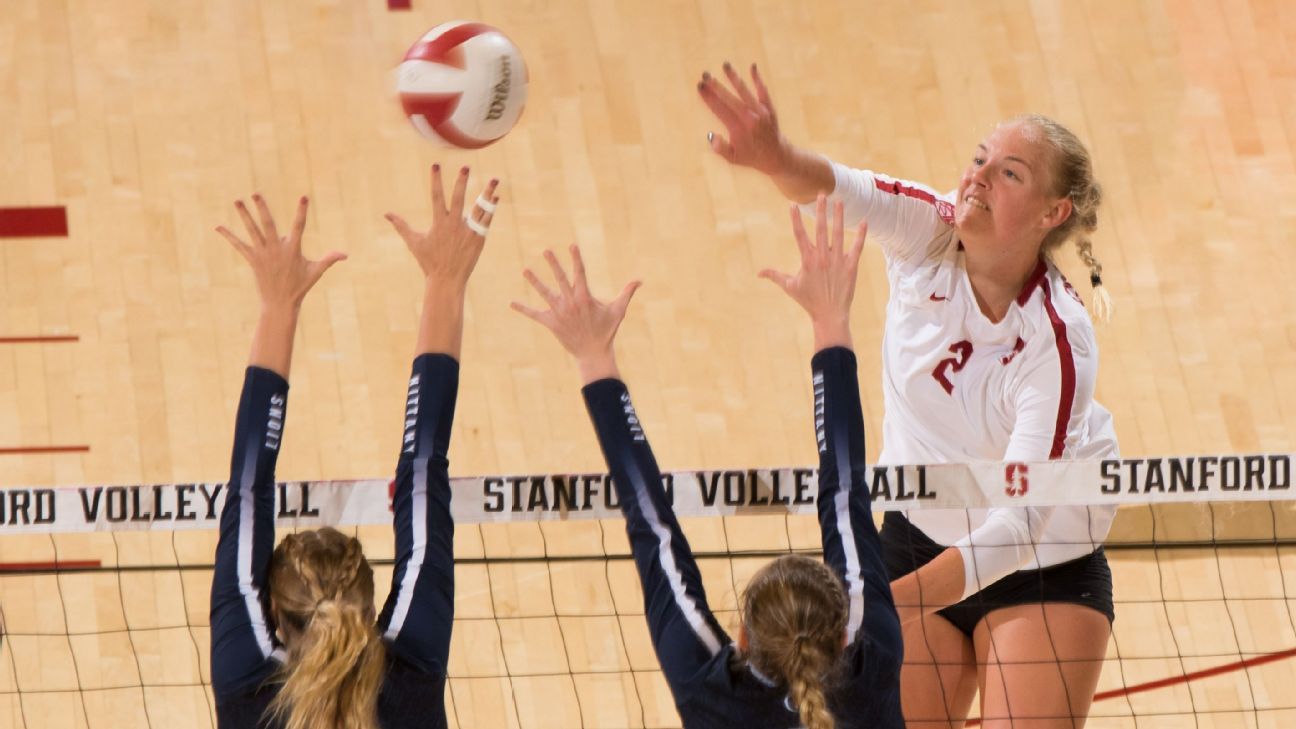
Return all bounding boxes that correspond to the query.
[1015,113,1114,322]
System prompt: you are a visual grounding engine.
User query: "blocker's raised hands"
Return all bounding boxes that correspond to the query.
[760,195,867,350]
[512,246,641,383]
[217,195,346,310]
[385,164,500,290]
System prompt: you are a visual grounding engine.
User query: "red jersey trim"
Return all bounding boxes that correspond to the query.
[872,177,955,224]
[1040,279,1077,459]
[1015,259,1049,307]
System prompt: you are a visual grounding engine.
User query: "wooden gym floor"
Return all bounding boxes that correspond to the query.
[2,0,1296,726]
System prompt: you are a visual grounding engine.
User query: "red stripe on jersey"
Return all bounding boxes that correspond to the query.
[872,178,955,224]
[1016,259,1049,306]
[1040,280,1077,459]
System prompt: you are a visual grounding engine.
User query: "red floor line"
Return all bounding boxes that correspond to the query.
[0,207,68,237]
[0,335,79,344]
[1093,646,1296,701]
[965,647,1296,726]
[387,0,411,9]
[0,560,101,572]
[0,445,90,455]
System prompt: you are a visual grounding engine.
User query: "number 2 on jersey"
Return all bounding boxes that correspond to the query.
[932,340,974,394]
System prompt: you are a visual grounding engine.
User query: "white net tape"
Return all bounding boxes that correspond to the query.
[0,454,1290,534]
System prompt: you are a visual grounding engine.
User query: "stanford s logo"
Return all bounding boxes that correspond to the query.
[1005,463,1029,497]
[936,199,955,224]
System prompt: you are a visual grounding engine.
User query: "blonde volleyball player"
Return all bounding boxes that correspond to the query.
[208,166,499,729]
[699,64,1119,728]
[511,198,904,728]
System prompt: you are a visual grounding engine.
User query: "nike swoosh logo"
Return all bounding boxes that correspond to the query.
[930,293,949,302]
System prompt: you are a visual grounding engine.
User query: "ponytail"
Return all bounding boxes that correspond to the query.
[268,528,385,729]
[740,555,848,729]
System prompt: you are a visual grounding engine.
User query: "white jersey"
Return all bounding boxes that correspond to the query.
[816,160,1120,601]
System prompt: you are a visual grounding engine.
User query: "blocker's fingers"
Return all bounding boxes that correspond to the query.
[814,194,829,256]
[252,194,281,246]
[430,163,447,215]
[234,200,264,246]
[758,268,794,292]
[384,212,418,243]
[569,244,588,292]
[449,166,470,217]
[522,268,560,305]
[288,196,309,250]
[510,300,550,326]
[472,195,500,229]
[789,204,812,259]
[543,249,574,295]
[831,200,845,259]
[216,227,253,260]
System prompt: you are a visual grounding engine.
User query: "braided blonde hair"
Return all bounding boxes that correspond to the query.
[740,555,848,729]
[267,527,385,729]
[1014,113,1114,322]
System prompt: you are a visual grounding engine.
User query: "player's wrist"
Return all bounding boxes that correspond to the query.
[811,317,852,352]
[576,349,620,385]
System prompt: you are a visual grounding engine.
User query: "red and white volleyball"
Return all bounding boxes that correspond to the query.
[396,21,528,149]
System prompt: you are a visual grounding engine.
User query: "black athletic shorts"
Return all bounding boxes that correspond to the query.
[880,511,1115,637]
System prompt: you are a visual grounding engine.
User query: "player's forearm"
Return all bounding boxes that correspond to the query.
[247,304,300,378]
[889,547,966,624]
[770,144,836,204]
[416,280,466,359]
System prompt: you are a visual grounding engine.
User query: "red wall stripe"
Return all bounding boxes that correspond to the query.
[0,445,90,455]
[0,335,79,344]
[0,207,68,238]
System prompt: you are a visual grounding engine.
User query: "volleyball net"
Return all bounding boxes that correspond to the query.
[2,454,1295,727]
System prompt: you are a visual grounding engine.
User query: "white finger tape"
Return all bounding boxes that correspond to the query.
[474,195,497,214]
[465,217,490,236]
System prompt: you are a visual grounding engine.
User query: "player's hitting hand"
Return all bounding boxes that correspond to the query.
[512,245,641,384]
[217,195,347,310]
[759,195,866,351]
[696,61,788,175]
[385,164,500,290]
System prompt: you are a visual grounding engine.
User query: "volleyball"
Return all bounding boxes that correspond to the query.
[396,21,528,149]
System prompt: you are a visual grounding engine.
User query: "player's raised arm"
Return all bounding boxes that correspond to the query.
[696,61,834,204]
[377,166,499,675]
[760,196,898,644]
[512,248,730,691]
[209,196,345,700]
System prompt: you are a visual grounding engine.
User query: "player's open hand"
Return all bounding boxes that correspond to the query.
[697,62,788,175]
[759,195,866,350]
[512,246,641,383]
[217,195,346,311]
[385,164,500,291]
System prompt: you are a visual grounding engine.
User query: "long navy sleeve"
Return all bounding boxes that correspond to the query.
[210,367,289,703]
[377,353,458,677]
[582,380,730,692]
[814,347,904,727]
[583,363,903,728]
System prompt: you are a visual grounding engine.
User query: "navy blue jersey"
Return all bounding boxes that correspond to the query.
[210,355,460,728]
[581,347,903,728]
